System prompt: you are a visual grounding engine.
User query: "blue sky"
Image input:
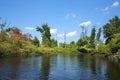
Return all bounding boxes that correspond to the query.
[0,0,120,43]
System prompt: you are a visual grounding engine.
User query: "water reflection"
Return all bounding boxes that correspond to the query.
[0,54,120,80]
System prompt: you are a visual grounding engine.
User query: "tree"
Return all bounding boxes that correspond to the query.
[33,36,40,47]
[50,38,58,47]
[90,27,96,48]
[103,16,120,43]
[68,41,77,48]
[96,28,101,41]
[36,24,51,47]
[0,17,7,32]
[107,33,120,54]
[77,38,87,48]
[0,30,8,42]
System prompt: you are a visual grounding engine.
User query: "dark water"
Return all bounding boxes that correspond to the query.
[0,54,120,80]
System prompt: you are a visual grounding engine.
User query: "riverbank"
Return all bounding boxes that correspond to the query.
[77,47,120,63]
[0,46,78,57]
[91,53,120,63]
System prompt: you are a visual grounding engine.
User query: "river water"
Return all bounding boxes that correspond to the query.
[0,54,120,80]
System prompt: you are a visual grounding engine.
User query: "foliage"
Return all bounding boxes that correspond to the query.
[50,38,58,47]
[36,24,51,47]
[33,36,40,47]
[96,28,101,41]
[96,44,111,54]
[103,16,120,43]
[77,48,87,53]
[0,30,9,42]
[59,42,66,48]
[1,16,120,56]
[77,38,88,47]
[90,27,96,48]
[107,33,120,54]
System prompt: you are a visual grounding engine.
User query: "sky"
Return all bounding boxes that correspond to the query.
[0,0,120,43]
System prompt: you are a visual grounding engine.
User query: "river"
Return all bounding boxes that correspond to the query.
[0,54,120,80]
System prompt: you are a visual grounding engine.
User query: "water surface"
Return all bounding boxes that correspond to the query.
[0,54,120,80]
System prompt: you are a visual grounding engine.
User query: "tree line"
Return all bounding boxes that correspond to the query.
[0,16,120,56]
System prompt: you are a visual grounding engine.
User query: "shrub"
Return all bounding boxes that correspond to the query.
[78,48,87,53]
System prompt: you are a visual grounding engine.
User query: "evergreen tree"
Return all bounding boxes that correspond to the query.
[96,28,101,41]
[90,27,96,48]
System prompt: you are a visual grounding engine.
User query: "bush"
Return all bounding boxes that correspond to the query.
[96,44,111,54]
[78,48,87,53]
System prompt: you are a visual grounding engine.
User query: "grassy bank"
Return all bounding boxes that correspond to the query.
[0,42,78,57]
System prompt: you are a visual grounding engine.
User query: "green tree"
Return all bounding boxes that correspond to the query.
[96,28,101,41]
[50,38,58,47]
[77,38,87,48]
[0,30,8,42]
[0,22,6,32]
[33,36,40,47]
[36,24,51,47]
[68,41,77,48]
[107,33,120,54]
[90,27,96,48]
[103,16,120,43]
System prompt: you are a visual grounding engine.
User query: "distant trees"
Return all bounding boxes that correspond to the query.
[77,38,88,48]
[50,38,58,47]
[96,28,101,41]
[36,24,51,47]
[1,16,120,56]
[90,27,96,48]
[33,36,40,47]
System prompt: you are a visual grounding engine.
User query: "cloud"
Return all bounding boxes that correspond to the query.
[79,21,92,27]
[65,13,76,19]
[112,1,119,7]
[66,31,77,37]
[57,33,64,37]
[57,31,77,37]
[100,1,119,14]
[25,27,35,30]
[50,29,57,34]
[101,6,109,11]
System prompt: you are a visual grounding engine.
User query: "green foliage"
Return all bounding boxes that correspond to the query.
[96,28,101,41]
[103,16,120,43]
[90,27,96,48]
[107,33,120,54]
[77,38,88,47]
[68,41,76,48]
[59,42,66,48]
[96,44,111,54]
[36,24,51,47]
[78,48,87,53]
[0,18,7,31]
[0,30,9,42]
[50,38,58,47]
[33,36,40,47]
[116,49,120,56]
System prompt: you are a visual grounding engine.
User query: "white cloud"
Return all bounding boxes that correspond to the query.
[57,31,77,37]
[65,13,76,19]
[57,33,64,37]
[112,1,119,7]
[79,21,92,27]
[50,29,57,34]
[66,31,77,37]
[25,27,35,30]
[101,6,109,11]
